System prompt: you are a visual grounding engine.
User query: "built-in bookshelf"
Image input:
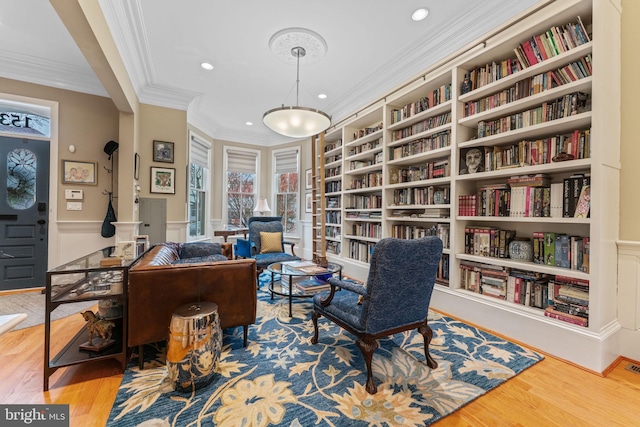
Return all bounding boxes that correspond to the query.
[315,0,619,373]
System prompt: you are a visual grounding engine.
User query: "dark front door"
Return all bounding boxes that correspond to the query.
[0,135,50,290]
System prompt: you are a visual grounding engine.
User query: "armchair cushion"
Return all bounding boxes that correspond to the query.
[259,231,283,253]
[178,242,222,259]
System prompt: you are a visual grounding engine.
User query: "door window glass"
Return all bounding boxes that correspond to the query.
[7,148,36,209]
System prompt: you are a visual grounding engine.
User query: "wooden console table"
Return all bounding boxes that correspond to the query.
[214,228,248,242]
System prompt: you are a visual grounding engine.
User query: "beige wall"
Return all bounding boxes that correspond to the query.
[138,104,188,221]
[621,0,640,241]
[0,77,119,221]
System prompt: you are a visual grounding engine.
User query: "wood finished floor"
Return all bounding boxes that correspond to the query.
[1,311,639,427]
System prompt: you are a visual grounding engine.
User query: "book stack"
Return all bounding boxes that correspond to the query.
[294,278,331,294]
[545,275,589,327]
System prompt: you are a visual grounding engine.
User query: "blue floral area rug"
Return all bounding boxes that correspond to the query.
[107,273,543,426]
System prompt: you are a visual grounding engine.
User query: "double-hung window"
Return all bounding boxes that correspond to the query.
[188,133,210,240]
[273,148,299,235]
[224,147,259,228]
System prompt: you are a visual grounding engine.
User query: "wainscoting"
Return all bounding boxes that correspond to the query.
[617,240,640,362]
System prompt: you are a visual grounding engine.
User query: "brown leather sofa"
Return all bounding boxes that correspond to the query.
[128,242,257,367]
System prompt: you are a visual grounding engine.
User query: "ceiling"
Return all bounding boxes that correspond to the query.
[0,0,542,146]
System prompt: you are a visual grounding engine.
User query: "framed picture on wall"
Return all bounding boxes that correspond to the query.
[305,192,312,213]
[305,169,312,189]
[153,140,174,163]
[62,160,97,185]
[150,167,175,194]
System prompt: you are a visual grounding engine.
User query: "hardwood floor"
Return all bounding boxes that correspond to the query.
[1,312,639,427]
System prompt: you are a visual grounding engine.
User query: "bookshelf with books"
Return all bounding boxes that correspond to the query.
[342,107,385,266]
[384,70,454,286]
[320,128,344,257]
[443,0,618,372]
[312,0,618,372]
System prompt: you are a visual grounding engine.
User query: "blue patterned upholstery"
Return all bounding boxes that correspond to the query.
[178,242,222,259]
[311,236,443,394]
[234,216,300,271]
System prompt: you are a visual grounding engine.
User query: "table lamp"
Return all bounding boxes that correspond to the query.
[254,198,271,216]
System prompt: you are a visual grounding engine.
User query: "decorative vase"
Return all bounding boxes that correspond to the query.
[509,238,533,261]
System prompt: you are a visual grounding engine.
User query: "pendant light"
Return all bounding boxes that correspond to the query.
[263,46,331,138]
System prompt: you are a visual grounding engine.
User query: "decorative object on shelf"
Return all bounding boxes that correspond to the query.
[62,160,97,185]
[459,147,485,174]
[79,310,115,352]
[552,152,575,162]
[153,140,174,163]
[263,28,331,138]
[509,238,534,262]
[150,167,176,194]
[254,198,271,216]
[305,168,312,189]
[460,73,473,94]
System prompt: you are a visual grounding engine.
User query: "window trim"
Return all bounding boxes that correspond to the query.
[272,146,300,238]
[188,131,211,241]
[223,145,261,228]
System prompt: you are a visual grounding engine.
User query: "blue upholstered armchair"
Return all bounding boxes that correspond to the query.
[311,236,443,394]
[234,216,300,274]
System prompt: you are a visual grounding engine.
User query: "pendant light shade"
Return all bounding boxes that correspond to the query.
[263,46,331,138]
[263,105,331,139]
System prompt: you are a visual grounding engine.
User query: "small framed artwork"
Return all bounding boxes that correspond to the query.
[305,168,312,190]
[150,167,176,194]
[153,140,174,163]
[305,192,312,213]
[134,153,140,180]
[62,160,97,185]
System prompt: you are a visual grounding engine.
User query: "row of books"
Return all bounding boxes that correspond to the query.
[349,158,383,171]
[350,222,382,239]
[533,232,589,273]
[325,181,341,193]
[390,112,451,142]
[345,195,382,210]
[463,55,592,118]
[463,226,516,258]
[391,223,450,247]
[388,131,451,161]
[389,84,452,125]
[349,172,383,189]
[389,159,450,184]
[459,262,589,327]
[323,140,342,153]
[476,129,591,172]
[457,173,590,219]
[348,240,375,263]
[461,16,590,93]
[390,186,450,206]
[345,209,382,219]
[514,16,590,69]
[346,137,381,158]
[352,123,383,141]
[477,92,590,139]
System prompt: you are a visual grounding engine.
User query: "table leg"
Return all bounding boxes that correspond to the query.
[270,271,274,300]
[288,275,293,317]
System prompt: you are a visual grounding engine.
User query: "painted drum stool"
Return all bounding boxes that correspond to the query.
[166,301,222,392]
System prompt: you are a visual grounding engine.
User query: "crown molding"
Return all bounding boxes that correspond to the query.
[0,48,107,97]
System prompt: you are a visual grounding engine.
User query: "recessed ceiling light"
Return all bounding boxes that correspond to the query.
[200,62,214,71]
[411,8,429,21]
[318,94,327,99]
[246,121,253,126]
